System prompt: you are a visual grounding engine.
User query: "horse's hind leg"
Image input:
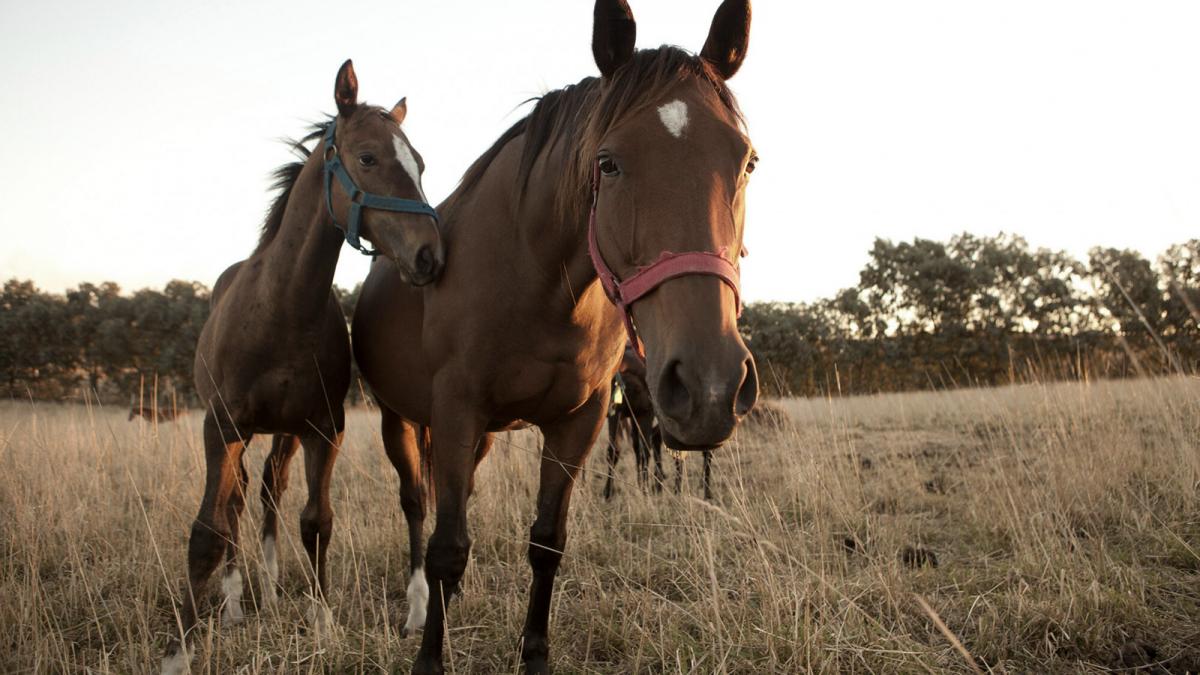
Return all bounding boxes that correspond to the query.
[298,427,343,630]
[218,450,250,625]
[633,426,650,493]
[381,409,429,637]
[650,425,666,493]
[674,453,684,495]
[259,434,299,604]
[603,415,620,500]
[163,411,250,674]
[703,450,713,501]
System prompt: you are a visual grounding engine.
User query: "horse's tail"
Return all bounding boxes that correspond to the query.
[418,424,435,508]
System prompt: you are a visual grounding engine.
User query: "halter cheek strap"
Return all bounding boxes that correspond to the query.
[322,122,439,257]
[586,162,744,359]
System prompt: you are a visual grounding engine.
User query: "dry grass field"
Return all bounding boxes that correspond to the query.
[2,376,1199,673]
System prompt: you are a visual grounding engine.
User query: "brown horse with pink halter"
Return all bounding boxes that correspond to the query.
[587,163,744,358]
[353,1,758,671]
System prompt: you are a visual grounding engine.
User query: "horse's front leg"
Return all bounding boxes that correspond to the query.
[521,391,608,674]
[411,393,488,675]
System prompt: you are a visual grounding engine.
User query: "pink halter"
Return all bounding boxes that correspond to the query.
[586,162,743,359]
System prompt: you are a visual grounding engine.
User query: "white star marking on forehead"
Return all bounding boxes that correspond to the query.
[392,133,427,201]
[657,99,689,138]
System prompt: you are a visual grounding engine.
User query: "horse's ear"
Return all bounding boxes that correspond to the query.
[592,0,637,78]
[334,59,359,117]
[390,97,407,125]
[700,0,751,80]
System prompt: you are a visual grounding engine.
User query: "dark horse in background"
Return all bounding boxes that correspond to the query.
[162,61,443,674]
[353,1,758,672]
[605,344,715,500]
[604,345,665,497]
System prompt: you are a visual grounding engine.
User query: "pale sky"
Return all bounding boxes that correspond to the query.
[1,1,1198,303]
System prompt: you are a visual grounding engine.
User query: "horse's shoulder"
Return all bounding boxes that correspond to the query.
[210,259,248,308]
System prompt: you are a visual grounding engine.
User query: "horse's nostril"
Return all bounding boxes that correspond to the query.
[415,246,435,277]
[656,359,691,422]
[734,356,759,417]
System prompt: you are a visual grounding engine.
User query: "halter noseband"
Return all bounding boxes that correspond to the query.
[322,121,438,256]
[586,162,743,359]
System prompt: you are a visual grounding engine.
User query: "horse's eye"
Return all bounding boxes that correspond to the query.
[598,157,620,177]
[358,153,376,167]
[746,154,759,174]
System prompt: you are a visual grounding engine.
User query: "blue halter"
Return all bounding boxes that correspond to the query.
[322,121,438,257]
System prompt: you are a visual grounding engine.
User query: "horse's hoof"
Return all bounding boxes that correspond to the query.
[259,571,278,606]
[221,600,245,626]
[411,656,445,675]
[305,597,335,635]
[160,641,192,675]
[521,638,551,674]
[221,568,245,625]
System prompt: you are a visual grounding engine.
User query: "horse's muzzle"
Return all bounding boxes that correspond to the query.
[652,346,758,449]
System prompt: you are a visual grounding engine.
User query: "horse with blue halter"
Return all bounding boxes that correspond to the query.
[354,2,758,671]
[162,60,443,674]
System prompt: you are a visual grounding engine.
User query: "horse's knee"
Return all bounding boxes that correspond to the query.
[527,522,564,575]
[228,490,247,518]
[187,520,229,575]
[299,505,333,548]
[426,534,471,583]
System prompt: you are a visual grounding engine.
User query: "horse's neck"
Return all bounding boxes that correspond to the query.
[507,148,597,307]
[257,159,343,315]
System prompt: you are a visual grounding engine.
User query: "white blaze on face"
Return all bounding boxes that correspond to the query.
[404,566,429,633]
[392,133,427,201]
[657,99,689,138]
[220,567,244,625]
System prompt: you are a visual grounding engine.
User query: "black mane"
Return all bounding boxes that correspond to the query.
[253,119,332,254]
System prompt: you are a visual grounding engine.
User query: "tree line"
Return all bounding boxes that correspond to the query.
[740,234,1200,396]
[2,233,1197,404]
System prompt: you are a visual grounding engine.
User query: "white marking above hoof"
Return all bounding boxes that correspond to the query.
[221,568,244,625]
[403,566,429,635]
[160,643,192,675]
[657,99,689,138]
[260,535,279,605]
[306,596,335,635]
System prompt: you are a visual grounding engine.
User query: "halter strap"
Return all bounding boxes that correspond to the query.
[586,162,743,359]
[322,122,438,256]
